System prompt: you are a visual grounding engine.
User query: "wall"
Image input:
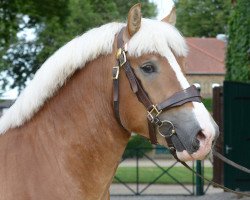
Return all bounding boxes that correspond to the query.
[186,74,225,98]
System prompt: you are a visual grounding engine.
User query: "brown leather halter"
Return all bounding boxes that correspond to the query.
[112,27,201,157]
[112,28,250,197]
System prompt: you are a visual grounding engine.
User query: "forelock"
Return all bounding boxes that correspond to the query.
[127,18,188,58]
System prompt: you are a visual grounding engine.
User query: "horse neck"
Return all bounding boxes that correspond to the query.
[43,53,131,197]
[1,52,130,199]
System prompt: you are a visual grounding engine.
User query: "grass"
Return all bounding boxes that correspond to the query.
[113,166,212,184]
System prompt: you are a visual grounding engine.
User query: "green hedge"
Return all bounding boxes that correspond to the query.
[203,98,212,113]
[123,135,152,159]
[226,0,250,83]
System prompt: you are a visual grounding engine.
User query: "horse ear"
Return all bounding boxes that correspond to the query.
[127,3,142,37]
[161,7,176,26]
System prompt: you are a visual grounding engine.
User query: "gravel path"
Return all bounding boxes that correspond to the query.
[110,184,250,200]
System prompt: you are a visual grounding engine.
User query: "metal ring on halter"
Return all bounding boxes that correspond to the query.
[157,120,176,138]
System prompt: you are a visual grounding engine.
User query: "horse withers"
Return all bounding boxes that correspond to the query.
[0,4,219,200]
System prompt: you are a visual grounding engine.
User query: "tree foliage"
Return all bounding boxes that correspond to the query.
[0,0,156,94]
[226,0,250,83]
[0,0,70,92]
[175,0,230,37]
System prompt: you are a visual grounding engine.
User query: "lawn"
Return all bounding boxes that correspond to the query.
[113,166,212,184]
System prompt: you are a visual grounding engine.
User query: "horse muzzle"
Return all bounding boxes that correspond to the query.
[157,118,203,154]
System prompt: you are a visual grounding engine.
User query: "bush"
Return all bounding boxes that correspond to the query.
[122,135,152,159]
[203,98,212,113]
[226,0,250,83]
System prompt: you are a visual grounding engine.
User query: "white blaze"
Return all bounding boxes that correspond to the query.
[164,48,216,140]
[163,48,189,89]
[192,102,216,138]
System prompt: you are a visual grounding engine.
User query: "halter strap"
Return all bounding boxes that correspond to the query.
[157,85,201,111]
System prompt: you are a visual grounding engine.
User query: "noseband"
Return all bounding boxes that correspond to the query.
[112,28,202,160]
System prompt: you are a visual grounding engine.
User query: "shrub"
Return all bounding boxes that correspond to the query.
[203,98,212,113]
[226,0,250,83]
[122,135,152,159]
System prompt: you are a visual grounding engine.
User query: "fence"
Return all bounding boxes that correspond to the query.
[111,147,213,196]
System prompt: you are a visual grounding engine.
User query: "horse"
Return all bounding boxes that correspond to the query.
[0,4,219,200]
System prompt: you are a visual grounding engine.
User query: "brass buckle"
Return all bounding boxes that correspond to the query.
[112,66,120,80]
[147,105,162,122]
[116,48,127,66]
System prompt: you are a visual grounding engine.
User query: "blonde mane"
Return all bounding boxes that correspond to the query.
[0,19,187,134]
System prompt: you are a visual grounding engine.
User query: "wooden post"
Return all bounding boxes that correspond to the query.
[212,86,224,185]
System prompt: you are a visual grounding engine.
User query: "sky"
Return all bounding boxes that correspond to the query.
[2,0,175,99]
[151,0,174,20]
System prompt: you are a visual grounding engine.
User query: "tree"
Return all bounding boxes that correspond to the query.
[114,0,156,21]
[175,0,230,37]
[226,0,250,83]
[0,0,70,92]
[0,0,156,95]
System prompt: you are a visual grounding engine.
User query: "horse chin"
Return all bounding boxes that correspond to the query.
[176,151,194,161]
[189,138,212,160]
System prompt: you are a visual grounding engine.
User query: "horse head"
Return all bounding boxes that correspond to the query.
[117,4,219,161]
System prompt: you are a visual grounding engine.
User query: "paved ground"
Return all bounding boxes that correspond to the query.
[111,192,250,200]
[110,184,222,195]
[110,184,250,199]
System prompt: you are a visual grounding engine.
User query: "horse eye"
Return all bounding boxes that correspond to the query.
[140,64,156,74]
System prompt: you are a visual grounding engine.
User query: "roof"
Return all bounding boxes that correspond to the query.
[184,38,226,75]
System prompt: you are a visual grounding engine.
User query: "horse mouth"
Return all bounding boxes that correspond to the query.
[175,131,213,161]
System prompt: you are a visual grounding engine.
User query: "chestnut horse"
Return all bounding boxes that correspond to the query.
[0,4,219,200]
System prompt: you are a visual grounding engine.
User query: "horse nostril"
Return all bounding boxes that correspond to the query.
[192,138,200,151]
[192,131,206,152]
[197,131,206,141]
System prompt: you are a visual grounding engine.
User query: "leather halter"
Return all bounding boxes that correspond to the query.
[112,28,202,156]
[112,28,250,197]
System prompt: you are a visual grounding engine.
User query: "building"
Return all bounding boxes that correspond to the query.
[184,37,226,98]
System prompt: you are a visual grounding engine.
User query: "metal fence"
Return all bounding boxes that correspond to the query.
[111,147,212,196]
